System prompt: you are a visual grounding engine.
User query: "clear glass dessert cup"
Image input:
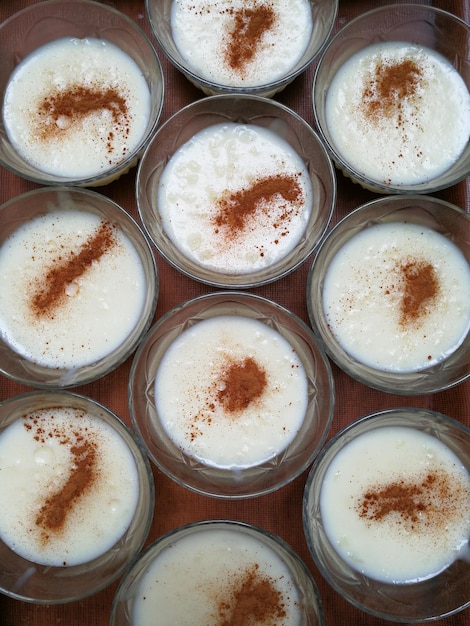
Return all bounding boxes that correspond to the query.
[145,0,337,97]
[312,4,470,194]
[110,520,325,625]
[307,195,470,395]
[0,0,164,187]
[136,94,336,289]
[0,390,155,604]
[129,291,334,499]
[0,186,158,388]
[303,408,470,622]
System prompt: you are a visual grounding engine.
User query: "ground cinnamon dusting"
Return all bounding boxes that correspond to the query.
[363,58,423,122]
[216,563,287,626]
[356,470,462,532]
[216,357,267,413]
[37,84,130,158]
[30,220,117,317]
[225,5,276,73]
[397,259,439,327]
[212,173,303,238]
[22,409,98,544]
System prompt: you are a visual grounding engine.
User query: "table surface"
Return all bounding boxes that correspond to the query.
[0,1,469,625]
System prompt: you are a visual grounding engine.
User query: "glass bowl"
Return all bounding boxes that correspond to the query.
[145,0,337,97]
[136,94,336,288]
[129,291,334,498]
[0,390,155,604]
[111,520,324,625]
[312,4,470,194]
[307,195,470,395]
[0,0,164,187]
[0,186,158,388]
[303,407,470,622]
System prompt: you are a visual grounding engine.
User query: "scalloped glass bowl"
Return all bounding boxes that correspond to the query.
[0,0,164,187]
[129,291,334,498]
[312,4,470,194]
[306,195,470,395]
[145,0,337,97]
[0,186,158,388]
[303,407,470,622]
[111,520,325,625]
[136,94,336,289]
[0,390,155,604]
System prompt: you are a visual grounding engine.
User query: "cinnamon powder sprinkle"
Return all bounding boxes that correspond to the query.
[397,259,439,327]
[212,173,303,237]
[357,470,467,532]
[30,220,117,317]
[362,58,423,122]
[22,409,98,544]
[37,84,131,158]
[225,5,276,73]
[217,563,287,626]
[216,356,267,413]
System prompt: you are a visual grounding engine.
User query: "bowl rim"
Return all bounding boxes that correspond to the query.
[311,2,470,195]
[306,194,470,395]
[136,93,337,289]
[0,0,165,187]
[302,406,470,622]
[0,389,155,604]
[0,185,159,389]
[129,290,335,499]
[144,0,338,96]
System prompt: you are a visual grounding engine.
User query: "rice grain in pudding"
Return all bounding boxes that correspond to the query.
[325,42,470,186]
[0,406,139,567]
[170,0,312,87]
[154,315,308,469]
[157,122,313,275]
[3,37,151,178]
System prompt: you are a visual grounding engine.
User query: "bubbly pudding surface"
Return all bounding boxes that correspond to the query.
[322,221,470,372]
[325,42,470,186]
[320,426,470,583]
[0,406,139,567]
[132,527,301,625]
[158,122,313,275]
[154,315,308,469]
[0,210,147,369]
[171,0,312,87]
[3,37,151,178]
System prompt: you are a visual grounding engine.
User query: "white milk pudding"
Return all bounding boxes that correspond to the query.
[0,406,139,567]
[322,222,470,372]
[154,315,308,469]
[132,527,301,625]
[3,37,151,178]
[158,122,313,274]
[325,42,470,186]
[320,426,470,583]
[171,0,312,87]
[0,210,146,369]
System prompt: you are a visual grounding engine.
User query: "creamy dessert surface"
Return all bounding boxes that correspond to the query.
[171,0,312,87]
[133,528,302,625]
[320,426,470,583]
[325,42,470,186]
[322,222,470,372]
[0,210,146,369]
[0,407,139,566]
[3,37,151,178]
[158,122,313,274]
[154,315,308,468]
